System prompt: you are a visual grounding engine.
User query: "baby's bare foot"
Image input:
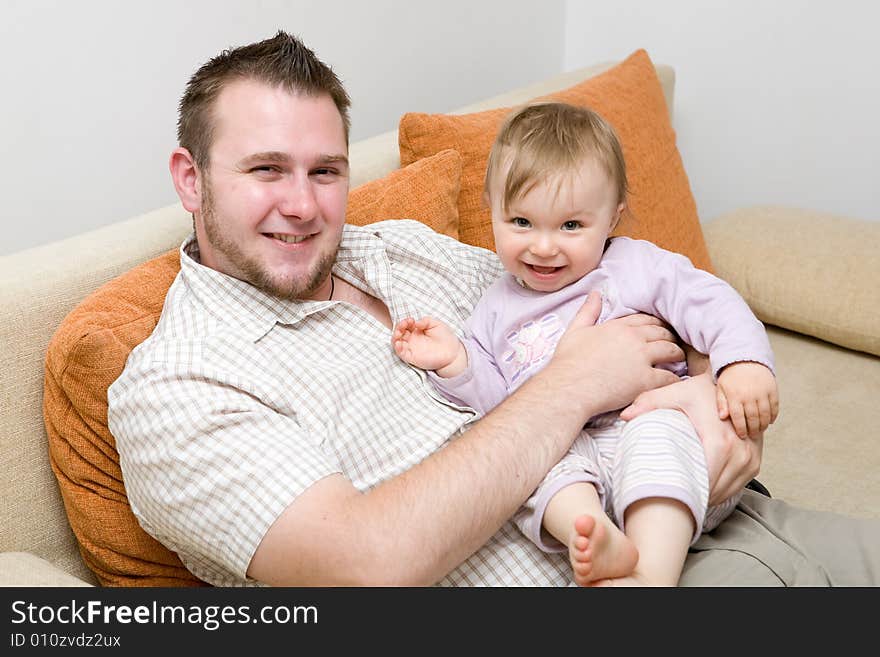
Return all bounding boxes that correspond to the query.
[569,514,638,587]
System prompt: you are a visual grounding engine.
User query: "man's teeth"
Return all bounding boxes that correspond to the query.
[271,233,309,243]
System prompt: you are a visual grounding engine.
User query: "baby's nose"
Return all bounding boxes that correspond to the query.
[530,236,559,257]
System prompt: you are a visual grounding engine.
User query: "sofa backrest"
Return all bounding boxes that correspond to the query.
[0,61,673,584]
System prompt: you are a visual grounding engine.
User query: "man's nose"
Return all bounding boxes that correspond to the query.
[278,174,318,220]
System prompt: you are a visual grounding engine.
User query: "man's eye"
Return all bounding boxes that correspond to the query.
[312,168,341,179]
[251,166,280,174]
[512,217,530,228]
[562,221,581,231]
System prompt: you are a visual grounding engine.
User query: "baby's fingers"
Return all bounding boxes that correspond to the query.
[716,386,729,420]
[728,402,748,440]
[743,400,762,439]
[770,391,780,424]
[756,397,772,435]
[393,317,414,334]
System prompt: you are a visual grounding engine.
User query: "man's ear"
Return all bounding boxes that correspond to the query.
[169,147,202,213]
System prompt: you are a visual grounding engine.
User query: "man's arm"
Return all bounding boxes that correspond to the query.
[248,293,683,585]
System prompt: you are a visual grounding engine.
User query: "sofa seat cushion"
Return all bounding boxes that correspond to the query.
[761,326,880,519]
[705,206,880,358]
[399,49,713,272]
[43,151,462,586]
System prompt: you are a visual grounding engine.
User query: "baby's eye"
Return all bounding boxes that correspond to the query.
[512,217,531,228]
[561,221,581,231]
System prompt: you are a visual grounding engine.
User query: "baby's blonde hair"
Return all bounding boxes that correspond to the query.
[485,102,629,212]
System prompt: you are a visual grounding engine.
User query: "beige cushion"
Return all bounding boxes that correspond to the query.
[705,206,880,357]
[0,552,93,586]
[761,326,880,519]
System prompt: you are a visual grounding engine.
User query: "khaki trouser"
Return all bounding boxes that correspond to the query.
[680,490,880,586]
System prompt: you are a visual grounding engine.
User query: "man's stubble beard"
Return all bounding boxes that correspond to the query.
[199,177,339,301]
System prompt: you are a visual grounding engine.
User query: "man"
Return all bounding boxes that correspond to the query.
[108,31,878,586]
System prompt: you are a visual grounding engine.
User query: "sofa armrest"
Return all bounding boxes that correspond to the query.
[703,206,880,357]
[0,552,93,586]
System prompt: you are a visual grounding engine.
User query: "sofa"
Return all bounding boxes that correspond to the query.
[2,55,878,587]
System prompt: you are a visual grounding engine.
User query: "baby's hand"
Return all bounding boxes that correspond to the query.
[392,316,467,377]
[716,362,779,439]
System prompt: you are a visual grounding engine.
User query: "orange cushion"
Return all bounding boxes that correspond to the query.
[399,49,713,272]
[43,150,462,586]
[44,250,200,586]
[347,149,461,238]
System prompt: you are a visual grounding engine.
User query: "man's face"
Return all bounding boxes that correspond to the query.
[196,79,349,300]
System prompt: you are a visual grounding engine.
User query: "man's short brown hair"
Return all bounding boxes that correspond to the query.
[177,30,351,170]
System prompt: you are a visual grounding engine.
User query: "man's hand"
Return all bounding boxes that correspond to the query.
[716,362,779,439]
[620,372,762,505]
[547,292,685,422]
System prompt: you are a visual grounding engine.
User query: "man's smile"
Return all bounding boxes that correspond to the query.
[264,232,316,245]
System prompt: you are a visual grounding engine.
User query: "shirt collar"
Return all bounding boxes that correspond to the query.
[177,225,388,342]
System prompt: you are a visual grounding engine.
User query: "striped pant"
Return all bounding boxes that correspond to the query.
[515,408,741,552]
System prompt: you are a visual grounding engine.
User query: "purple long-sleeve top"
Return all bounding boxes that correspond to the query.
[429,237,774,417]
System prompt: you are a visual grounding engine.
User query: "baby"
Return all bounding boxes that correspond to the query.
[392,102,778,586]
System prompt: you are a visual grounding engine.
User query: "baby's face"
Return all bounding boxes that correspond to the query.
[489,157,622,292]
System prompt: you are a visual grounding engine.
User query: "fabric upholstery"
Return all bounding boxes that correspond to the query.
[346,149,461,238]
[705,206,880,357]
[759,326,879,519]
[0,204,191,587]
[0,552,93,587]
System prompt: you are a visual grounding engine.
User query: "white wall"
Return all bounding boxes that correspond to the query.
[564,0,879,224]
[0,0,564,255]
[6,1,874,257]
